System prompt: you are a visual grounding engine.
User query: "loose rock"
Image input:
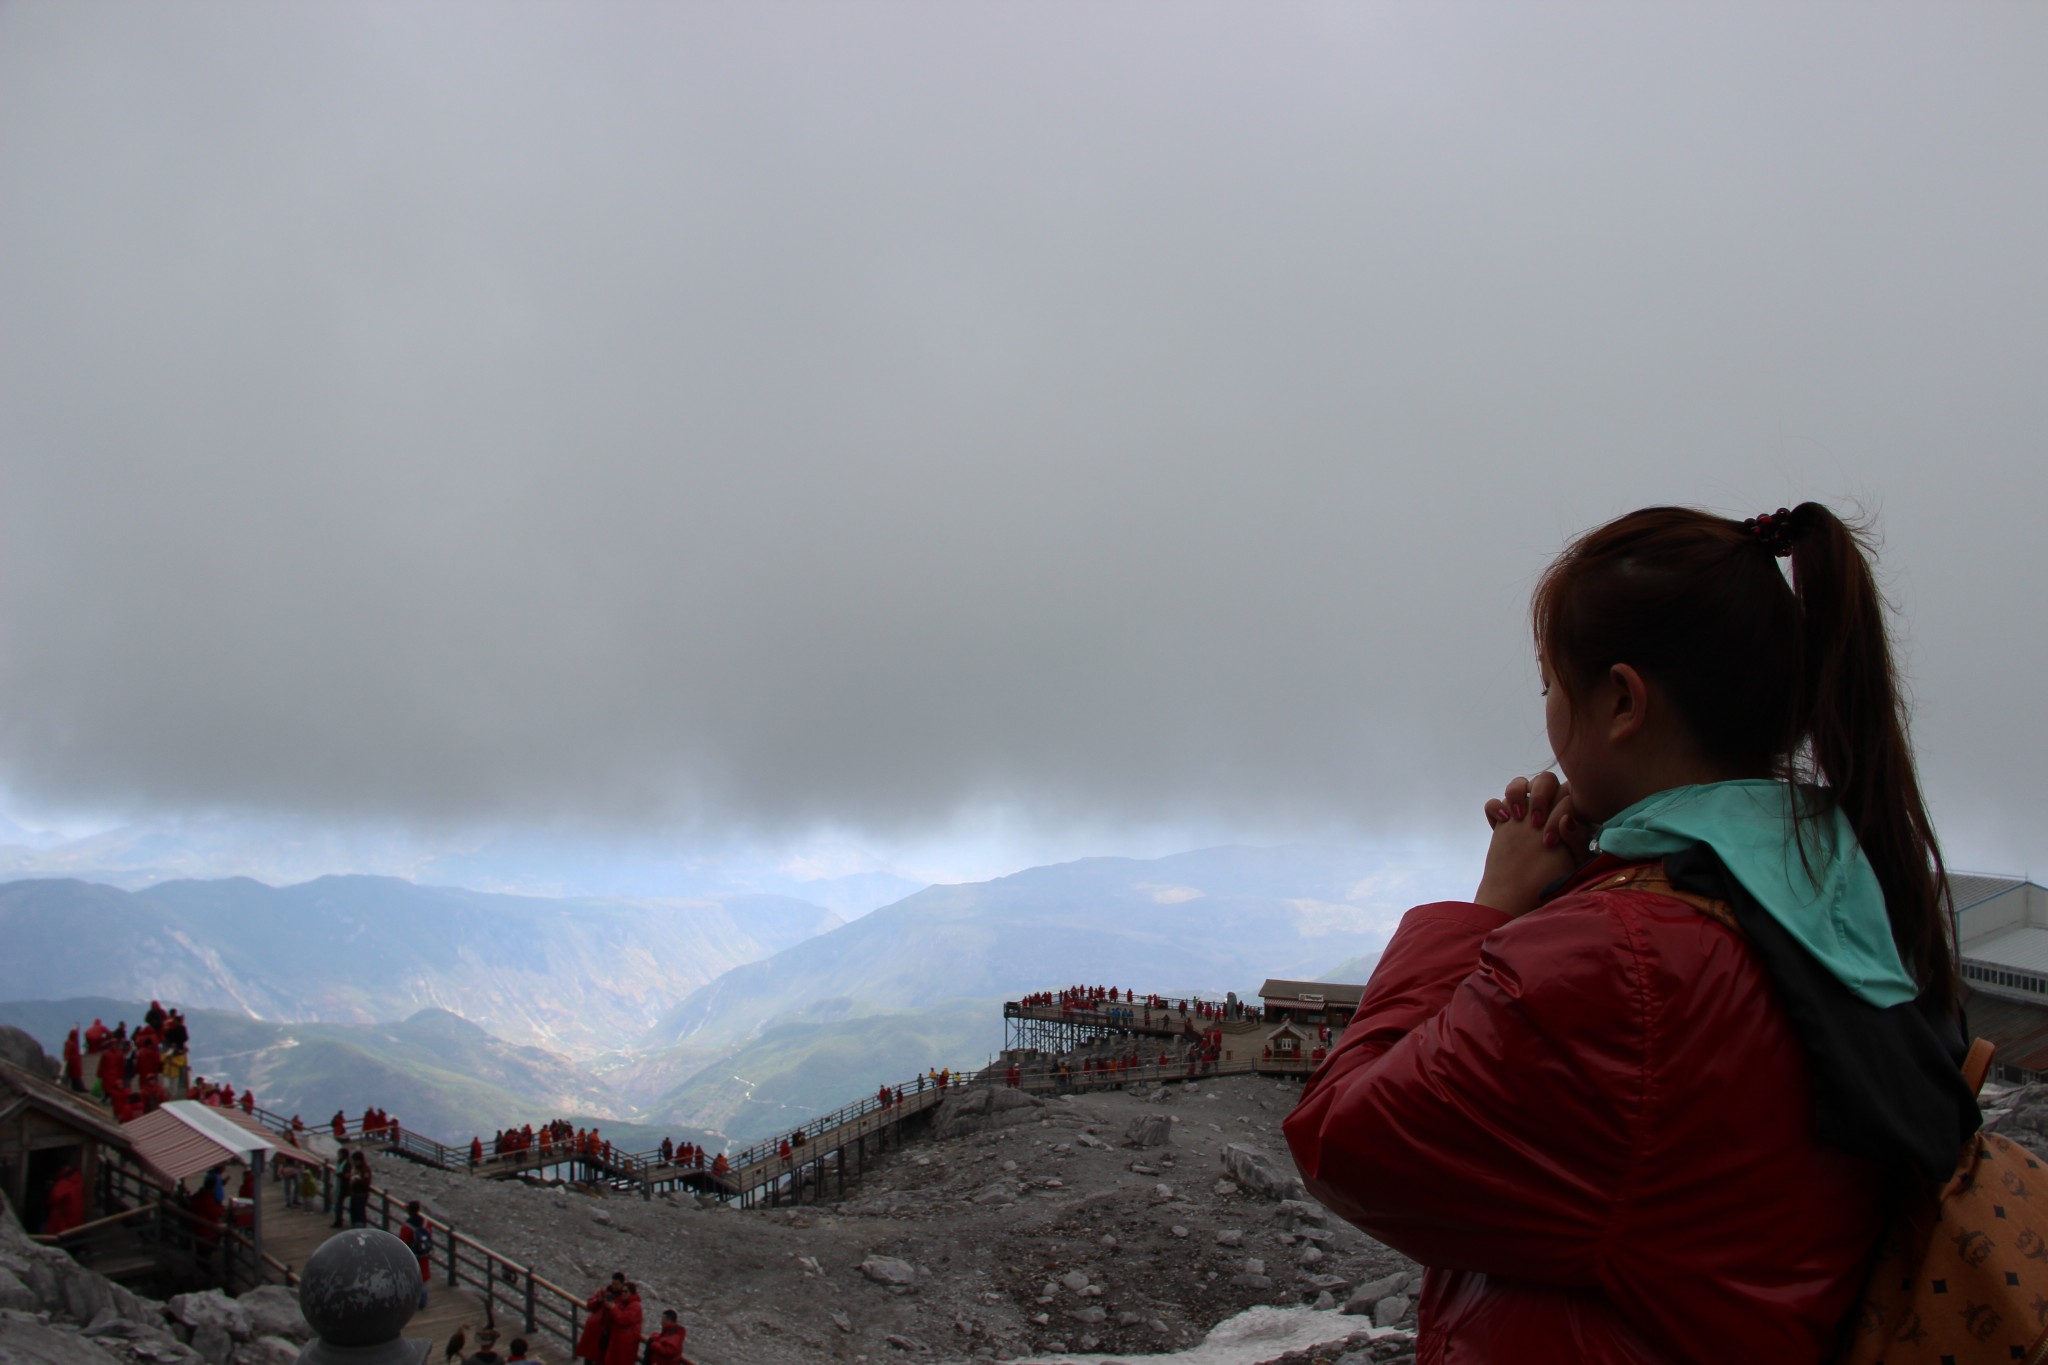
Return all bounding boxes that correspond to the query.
[859,1256,919,1286]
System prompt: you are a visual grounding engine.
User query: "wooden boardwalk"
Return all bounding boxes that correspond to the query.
[254,1182,559,1362]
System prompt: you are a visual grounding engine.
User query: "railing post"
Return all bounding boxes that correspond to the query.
[378,1190,391,1231]
[524,1269,536,1333]
[447,1225,459,1287]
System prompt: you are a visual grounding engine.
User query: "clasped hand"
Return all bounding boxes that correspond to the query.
[1475,771,1591,918]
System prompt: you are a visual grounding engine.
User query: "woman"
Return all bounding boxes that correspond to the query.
[576,1280,618,1364]
[1284,504,1980,1363]
[603,1283,643,1365]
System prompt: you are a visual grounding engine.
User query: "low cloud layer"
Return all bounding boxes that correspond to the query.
[2,5,2044,871]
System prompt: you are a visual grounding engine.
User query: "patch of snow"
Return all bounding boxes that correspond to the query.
[1013,1304,1396,1365]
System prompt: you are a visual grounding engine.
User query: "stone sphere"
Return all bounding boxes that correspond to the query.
[299,1228,421,1346]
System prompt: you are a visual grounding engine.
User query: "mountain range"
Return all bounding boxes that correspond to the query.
[0,814,925,917]
[648,844,1405,1051]
[0,996,702,1148]
[0,875,839,1057]
[620,844,1418,1136]
[0,843,1427,1144]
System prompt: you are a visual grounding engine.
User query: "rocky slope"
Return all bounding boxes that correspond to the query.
[362,1072,1422,1364]
[0,1205,315,1365]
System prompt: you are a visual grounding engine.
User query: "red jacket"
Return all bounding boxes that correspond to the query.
[576,1292,611,1362]
[604,1294,643,1365]
[1283,864,1886,1364]
[647,1324,686,1365]
[44,1170,83,1236]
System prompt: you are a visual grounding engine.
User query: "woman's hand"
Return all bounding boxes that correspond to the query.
[1475,772,1590,917]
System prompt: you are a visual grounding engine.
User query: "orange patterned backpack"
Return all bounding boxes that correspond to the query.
[1839,1038,2048,1365]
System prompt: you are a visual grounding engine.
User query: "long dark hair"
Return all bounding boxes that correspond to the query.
[1533,503,1956,1011]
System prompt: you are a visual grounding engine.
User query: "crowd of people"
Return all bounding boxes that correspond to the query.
[655,1136,709,1171]
[573,1273,687,1365]
[467,1120,625,1179]
[331,1106,403,1140]
[36,999,709,1361]
[59,1003,193,1120]
[1016,986,1254,1028]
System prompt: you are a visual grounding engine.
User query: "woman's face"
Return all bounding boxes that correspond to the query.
[1542,659,1577,779]
[1542,656,1619,824]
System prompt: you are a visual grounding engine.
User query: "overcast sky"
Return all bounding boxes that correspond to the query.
[2,3,2044,883]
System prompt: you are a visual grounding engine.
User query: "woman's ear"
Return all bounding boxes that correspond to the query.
[1606,663,1651,743]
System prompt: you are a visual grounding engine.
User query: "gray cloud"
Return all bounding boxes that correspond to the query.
[2,4,2044,870]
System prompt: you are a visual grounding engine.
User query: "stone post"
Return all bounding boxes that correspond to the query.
[294,1227,431,1365]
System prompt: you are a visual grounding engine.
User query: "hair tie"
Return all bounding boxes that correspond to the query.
[1741,506,1802,557]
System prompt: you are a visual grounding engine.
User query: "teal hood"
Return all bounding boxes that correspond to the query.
[1595,780,1917,1008]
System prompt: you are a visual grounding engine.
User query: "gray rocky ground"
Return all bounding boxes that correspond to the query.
[362,1073,1423,1364]
[0,1204,313,1365]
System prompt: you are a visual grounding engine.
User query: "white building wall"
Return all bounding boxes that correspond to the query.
[1959,887,2031,949]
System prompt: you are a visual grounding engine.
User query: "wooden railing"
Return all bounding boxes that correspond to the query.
[88,1157,269,1293]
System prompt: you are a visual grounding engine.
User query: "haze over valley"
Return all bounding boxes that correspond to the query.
[0,835,1437,1144]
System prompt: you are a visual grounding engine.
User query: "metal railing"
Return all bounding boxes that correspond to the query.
[89,1157,269,1293]
[349,1182,583,1352]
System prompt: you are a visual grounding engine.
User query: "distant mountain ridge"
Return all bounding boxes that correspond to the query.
[0,875,840,1057]
[0,843,1435,1145]
[619,844,1418,1135]
[648,844,1407,1053]
[0,996,706,1147]
[0,814,925,915]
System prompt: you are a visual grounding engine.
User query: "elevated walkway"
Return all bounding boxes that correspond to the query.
[247,986,1329,1216]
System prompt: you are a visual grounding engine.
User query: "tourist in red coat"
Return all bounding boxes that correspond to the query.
[576,1279,621,1363]
[61,1028,83,1091]
[1283,504,1978,1364]
[94,1043,125,1098]
[43,1163,83,1236]
[645,1309,686,1365]
[603,1285,643,1365]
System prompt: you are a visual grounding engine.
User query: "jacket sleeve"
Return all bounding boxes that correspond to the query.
[1283,893,1650,1284]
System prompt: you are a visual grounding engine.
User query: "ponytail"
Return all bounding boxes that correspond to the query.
[1535,503,1957,1012]
[1782,504,1956,1012]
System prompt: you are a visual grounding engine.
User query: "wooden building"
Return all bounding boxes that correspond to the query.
[0,1058,132,1234]
[1256,979,1368,1028]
